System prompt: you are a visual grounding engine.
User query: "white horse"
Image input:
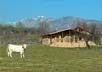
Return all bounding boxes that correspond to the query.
[7,44,27,58]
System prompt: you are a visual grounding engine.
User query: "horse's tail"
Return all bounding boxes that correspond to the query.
[7,45,10,57]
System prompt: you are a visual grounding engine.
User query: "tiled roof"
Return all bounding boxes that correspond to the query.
[42,26,91,36]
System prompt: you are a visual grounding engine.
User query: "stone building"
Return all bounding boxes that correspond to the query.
[42,27,96,48]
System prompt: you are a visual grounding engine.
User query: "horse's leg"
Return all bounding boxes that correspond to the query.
[9,51,12,58]
[7,48,10,57]
[20,52,23,58]
[22,53,24,58]
[7,52,10,57]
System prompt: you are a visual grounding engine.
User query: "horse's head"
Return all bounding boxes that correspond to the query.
[22,44,27,49]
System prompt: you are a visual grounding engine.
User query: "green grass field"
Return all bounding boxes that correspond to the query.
[0,44,102,72]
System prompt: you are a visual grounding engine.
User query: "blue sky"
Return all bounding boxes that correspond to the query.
[0,0,101,22]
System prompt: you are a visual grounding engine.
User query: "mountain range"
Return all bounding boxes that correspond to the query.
[0,16,102,32]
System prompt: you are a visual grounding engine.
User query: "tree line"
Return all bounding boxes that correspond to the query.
[0,21,50,44]
[0,24,39,44]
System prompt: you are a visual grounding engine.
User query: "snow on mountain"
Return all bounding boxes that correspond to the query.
[17,16,54,28]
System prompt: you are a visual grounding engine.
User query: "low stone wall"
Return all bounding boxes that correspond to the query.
[42,37,96,48]
[50,41,86,48]
[42,38,50,45]
[88,41,96,46]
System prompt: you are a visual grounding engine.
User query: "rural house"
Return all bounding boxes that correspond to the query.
[41,26,96,48]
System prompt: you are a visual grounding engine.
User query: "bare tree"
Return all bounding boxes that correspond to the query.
[38,21,49,35]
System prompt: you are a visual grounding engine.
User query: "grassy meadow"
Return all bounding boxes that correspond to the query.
[0,44,102,72]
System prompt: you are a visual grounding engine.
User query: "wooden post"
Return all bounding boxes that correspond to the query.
[61,32,64,42]
[50,35,52,44]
